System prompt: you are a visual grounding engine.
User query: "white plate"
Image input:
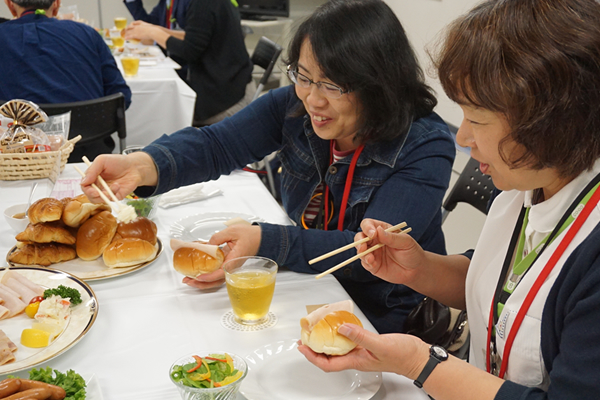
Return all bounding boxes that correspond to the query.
[242,339,382,400]
[6,238,163,281]
[170,212,264,242]
[0,266,98,376]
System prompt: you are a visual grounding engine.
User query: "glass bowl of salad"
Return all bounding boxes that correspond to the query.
[122,194,161,220]
[169,352,248,400]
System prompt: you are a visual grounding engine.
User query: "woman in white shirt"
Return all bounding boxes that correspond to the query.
[299,0,600,399]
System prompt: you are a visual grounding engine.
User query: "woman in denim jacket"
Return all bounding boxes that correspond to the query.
[82,0,455,334]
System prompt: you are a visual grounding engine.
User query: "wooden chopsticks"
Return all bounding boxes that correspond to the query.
[72,164,116,210]
[311,222,412,280]
[82,156,121,203]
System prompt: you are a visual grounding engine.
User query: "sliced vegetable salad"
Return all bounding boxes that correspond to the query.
[171,353,243,389]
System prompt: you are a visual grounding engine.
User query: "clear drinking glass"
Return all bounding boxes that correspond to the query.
[224,256,277,325]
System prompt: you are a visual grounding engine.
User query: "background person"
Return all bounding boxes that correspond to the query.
[0,0,132,160]
[123,0,253,126]
[299,0,600,399]
[81,0,455,334]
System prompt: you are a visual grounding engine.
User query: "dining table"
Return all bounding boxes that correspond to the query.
[0,164,430,400]
[114,46,197,147]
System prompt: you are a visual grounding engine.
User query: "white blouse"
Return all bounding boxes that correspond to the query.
[465,159,600,388]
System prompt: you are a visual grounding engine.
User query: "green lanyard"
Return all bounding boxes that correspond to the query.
[497,181,600,316]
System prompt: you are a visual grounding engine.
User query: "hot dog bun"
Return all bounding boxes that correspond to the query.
[76,211,117,261]
[103,238,158,268]
[113,217,157,245]
[62,194,111,228]
[170,238,224,277]
[300,300,363,356]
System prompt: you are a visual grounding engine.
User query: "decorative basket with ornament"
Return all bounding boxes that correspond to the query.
[0,100,81,181]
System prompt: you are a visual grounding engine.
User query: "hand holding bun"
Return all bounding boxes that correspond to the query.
[170,238,224,277]
[301,300,363,356]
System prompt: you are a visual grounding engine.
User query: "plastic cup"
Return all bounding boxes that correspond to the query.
[121,54,140,77]
[224,256,277,325]
[114,17,127,30]
[109,28,124,49]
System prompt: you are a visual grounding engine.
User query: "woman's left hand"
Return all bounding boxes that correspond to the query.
[298,323,428,379]
[181,225,262,289]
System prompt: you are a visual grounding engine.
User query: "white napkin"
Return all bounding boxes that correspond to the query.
[158,183,222,209]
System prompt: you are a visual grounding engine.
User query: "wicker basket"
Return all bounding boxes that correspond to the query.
[0,135,81,181]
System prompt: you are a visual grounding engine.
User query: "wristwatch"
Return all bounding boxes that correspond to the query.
[413,345,448,389]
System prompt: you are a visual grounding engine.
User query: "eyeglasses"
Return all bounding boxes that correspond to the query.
[287,65,350,99]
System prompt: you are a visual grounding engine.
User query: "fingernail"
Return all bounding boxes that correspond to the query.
[338,324,352,337]
[368,229,376,238]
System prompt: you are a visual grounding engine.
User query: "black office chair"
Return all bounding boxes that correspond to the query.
[251,36,283,101]
[38,93,127,163]
[441,156,496,223]
[250,37,283,196]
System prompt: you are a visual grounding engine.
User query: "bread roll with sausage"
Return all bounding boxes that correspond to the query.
[103,238,158,268]
[27,198,64,224]
[62,194,111,228]
[300,300,363,356]
[113,217,157,245]
[170,238,224,277]
[76,211,117,261]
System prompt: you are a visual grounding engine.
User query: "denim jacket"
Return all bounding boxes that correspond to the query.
[143,86,456,333]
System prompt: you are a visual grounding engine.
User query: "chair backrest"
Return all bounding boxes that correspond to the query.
[38,93,127,161]
[251,36,283,101]
[441,156,496,223]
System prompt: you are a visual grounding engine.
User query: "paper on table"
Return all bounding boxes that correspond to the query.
[158,182,222,208]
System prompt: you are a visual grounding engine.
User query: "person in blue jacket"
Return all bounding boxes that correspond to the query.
[0,0,132,160]
[299,1,600,399]
[80,0,455,334]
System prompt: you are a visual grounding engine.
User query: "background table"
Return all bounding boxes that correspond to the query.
[115,48,196,147]
[0,167,430,400]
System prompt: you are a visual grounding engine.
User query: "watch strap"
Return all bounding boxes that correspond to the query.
[413,356,441,389]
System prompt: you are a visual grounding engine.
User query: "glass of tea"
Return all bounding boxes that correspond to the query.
[114,17,127,30]
[121,54,140,77]
[224,256,277,325]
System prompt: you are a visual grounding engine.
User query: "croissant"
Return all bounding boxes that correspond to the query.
[27,198,65,224]
[8,242,77,266]
[16,222,77,245]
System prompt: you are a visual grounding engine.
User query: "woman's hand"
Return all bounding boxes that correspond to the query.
[181,224,262,289]
[355,219,428,286]
[80,152,157,202]
[123,20,159,41]
[298,323,429,379]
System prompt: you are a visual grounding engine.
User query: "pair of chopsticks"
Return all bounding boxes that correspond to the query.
[310,222,412,279]
[72,156,123,212]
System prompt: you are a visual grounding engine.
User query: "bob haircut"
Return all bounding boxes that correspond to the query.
[284,0,437,144]
[12,0,55,9]
[433,0,600,179]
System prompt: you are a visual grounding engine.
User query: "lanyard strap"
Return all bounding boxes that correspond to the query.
[166,0,174,29]
[486,173,600,377]
[322,141,364,231]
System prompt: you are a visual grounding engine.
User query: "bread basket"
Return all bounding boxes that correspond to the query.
[0,135,81,181]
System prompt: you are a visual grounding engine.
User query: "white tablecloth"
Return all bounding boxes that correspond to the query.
[116,49,196,148]
[0,167,429,400]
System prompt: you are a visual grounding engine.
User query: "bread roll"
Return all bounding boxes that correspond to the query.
[8,242,77,266]
[170,238,224,277]
[76,211,117,261]
[16,221,77,245]
[62,194,111,227]
[103,238,158,268]
[27,198,64,224]
[300,300,363,356]
[113,217,158,245]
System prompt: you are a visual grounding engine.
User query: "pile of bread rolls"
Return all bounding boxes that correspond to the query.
[8,195,158,268]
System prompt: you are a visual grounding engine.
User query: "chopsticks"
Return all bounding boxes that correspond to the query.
[312,222,412,280]
[72,164,117,211]
[81,156,121,203]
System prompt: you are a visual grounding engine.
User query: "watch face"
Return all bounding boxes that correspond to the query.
[431,346,449,360]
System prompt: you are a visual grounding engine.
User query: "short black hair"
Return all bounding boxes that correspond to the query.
[284,0,437,144]
[12,0,55,9]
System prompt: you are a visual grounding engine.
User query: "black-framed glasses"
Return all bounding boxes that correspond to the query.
[287,65,350,99]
